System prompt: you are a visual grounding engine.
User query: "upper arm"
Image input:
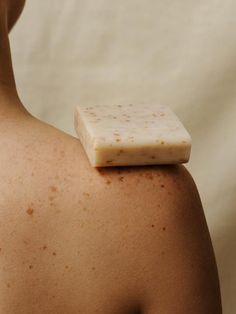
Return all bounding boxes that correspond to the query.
[130,165,222,314]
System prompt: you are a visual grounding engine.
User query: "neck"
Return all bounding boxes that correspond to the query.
[0,10,27,117]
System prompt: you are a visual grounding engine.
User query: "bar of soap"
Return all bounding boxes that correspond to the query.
[74,104,191,167]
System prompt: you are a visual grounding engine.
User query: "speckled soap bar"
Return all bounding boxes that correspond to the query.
[74,104,191,167]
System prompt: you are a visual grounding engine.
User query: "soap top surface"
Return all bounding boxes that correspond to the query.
[76,103,191,148]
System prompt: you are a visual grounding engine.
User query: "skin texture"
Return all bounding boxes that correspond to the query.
[0,1,222,313]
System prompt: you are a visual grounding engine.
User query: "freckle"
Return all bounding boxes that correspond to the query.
[50,186,58,193]
[92,266,96,271]
[151,224,155,228]
[26,207,34,216]
[83,192,90,197]
[160,184,165,188]
[65,265,69,269]
[161,141,165,145]
[126,119,130,122]
[7,283,11,288]
[49,196,55,201]
[146,173,153,180]
[55,175,59,180]
[117,105,122,108]
[150,156,156,159]
[162,227,166,231]
[29,265,33,269]
[161,251,165,256]
[119,176,124,182]
[42,245,47,250]
[52,252,57,256]
[31,172,34,176]
[106,180,111,184]
[116,138,121,142]
[119,149,124,153]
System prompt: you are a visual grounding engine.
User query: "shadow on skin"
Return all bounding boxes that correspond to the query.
[134,308,142,314]
[214,191,236,314]
[95,163,187,177]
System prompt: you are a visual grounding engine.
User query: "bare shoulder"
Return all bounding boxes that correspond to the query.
[93,163,201,222]
[98,165,222,314]
[0,116,221,313]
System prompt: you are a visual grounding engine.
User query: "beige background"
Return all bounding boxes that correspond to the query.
[10,1,236,313]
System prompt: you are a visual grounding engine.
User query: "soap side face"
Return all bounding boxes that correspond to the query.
[74,104,191,167]
[74,109,97,166]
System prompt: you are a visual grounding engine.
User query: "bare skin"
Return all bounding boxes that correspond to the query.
[0,1,222,313]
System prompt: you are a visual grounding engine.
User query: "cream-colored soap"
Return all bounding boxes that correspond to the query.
[74,104,191,167]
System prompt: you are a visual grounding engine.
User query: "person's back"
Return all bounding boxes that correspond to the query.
[0,1,221,313]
